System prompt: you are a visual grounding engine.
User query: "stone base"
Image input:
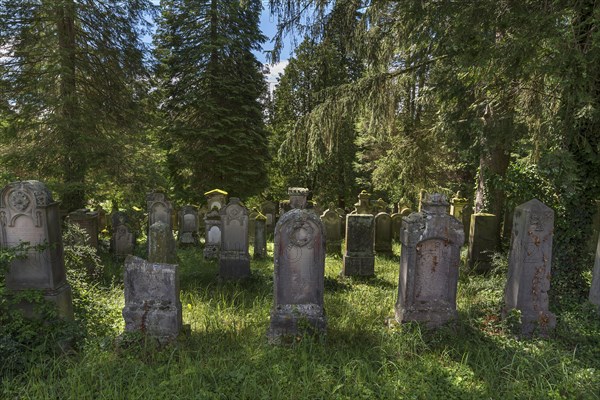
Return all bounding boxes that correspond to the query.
[342,254,375,276]
[204,244,219,259]
[395,304,457,328]
[123,304,182,339]
[219,254,250,279]
[267,304,327,344]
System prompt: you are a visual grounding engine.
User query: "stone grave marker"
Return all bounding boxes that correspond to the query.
[253,212,267,259]
[268,208,326,342]
[111,212,135,258]
[374,212,393,256]
[342,214,375,276]
[203,207,221,259]
[321,205,342,255]
[148,221,177,264]
[0,180,73,319]
[67,208,99,250]
[248,208,259,242]
[178,205,199,246]
[219,198,250,279]
[467,213,498,272]
[391,213,402,242]
[503,199,556,336]
[395,193,464,328]
[122,255,182,341]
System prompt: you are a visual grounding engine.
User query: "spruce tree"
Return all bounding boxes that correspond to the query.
[155,0,269,202]
[0,1,155,210]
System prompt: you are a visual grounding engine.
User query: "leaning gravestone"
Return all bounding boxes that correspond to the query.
[321,205,342,255]
[122,255,182,341]
[178,205,199,246]
[395,193,464,328]
[342,214,375,276]
[467,213,498,272]
[374,212,393,256]
[67,208,99,250]
[590,235,600,314]
[0,181,73,319]
[203,207,221,259]
[503,199,556,336]
[268,208,326,342]
[253,212,267,259]
[219,198,250,279]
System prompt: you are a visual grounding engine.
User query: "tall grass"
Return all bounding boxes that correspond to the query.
[1,244,599,399]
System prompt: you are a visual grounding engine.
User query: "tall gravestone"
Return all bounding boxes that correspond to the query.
[122,255,182,341]
[391,213,402,242]
[147,192,176,263]
[374,212,393,256]
[253,212,267,259]
[178,205,199,246]
[503,199,556,336]
[111,211,135,258]
[342,214,375,276]
[590,235,600,315]
[395,193,464,328]
[321,205,342,255]
[0,181,73,318]
[67,208,99,250]
[467,213,498,272]
[204,207,221,259]
[268,208,326,342]
[219,198,250,279]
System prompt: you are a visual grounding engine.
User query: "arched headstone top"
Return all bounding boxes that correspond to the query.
[0,180,55,211]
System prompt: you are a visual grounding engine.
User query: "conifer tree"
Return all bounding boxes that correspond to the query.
[0,0,155,210]
[155,0,269,202]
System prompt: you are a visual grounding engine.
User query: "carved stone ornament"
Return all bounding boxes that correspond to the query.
[9,190,30,212]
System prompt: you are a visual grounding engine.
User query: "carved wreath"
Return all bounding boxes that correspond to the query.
[9,190,30,211]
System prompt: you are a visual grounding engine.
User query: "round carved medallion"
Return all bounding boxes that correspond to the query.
[9,190,30,211]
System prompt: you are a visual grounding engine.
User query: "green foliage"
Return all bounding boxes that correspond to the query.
[154,0,269,203]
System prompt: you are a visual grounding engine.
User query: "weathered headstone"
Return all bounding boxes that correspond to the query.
[146,191,172,227]
[219,198,250,279]
[148,221,177,264]
[467,213,498,272]
[321,205,342,255]
[352,190,372,214]
[395,193,464,328]
[503,199,556,336]
[111,213,135,258]
[268,208,326,342]
[288,187,309,209]
[178,205,199,246]
[391,213,403,242]
[374,198,388,214]
[203,207,221,259]
[342,214,375,276]
[67,208,99,250]
[204,189,228,211]
[253,212,267,259]
[589,235,600,314]
[374,212,393,256]
[0,181,73,319]
[122,255,182,341]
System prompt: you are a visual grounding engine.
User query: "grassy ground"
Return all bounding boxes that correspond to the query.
[2,242,600,399]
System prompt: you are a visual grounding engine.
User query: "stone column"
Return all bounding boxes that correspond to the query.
[0,180,73,319]
[395,193,464,328]
[268,208,326,343]
[342,214,375,276]
[254,213,267,259]
[503,199,556,336]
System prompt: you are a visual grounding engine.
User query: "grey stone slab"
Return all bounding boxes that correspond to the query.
[374,212,393,255]
[342,214,375,276]
[467,213,498,272]
[219,198,250,279]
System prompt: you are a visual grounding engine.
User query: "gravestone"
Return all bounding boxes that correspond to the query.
[503,199,556,336]
[248,208,259,242]
[146,191,172,227]
[374,212,393,255]
[353,190,372,214]
[374,198,388,214]
[395,193,464,328]
[467,213,498,272]
[288,187,309,209]
[203,207,221,259]
[122,255,182,341]
[148,221,177,264]
[219,198,250,279]
[204,189,228,211]
[400,207,412,217]
[111,212,135,258]
[254,213,267,259]
[261,200,277,236]
[321,205,342,255]
[268,208,326,342]
[391,213,403,242]
[342,214,375,276]
[67,209,99,250]
[178,205,199,246]
[590,235,600,314]
[0,181,73,319]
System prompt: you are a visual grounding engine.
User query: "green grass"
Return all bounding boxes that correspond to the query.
[2,242,599,399]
